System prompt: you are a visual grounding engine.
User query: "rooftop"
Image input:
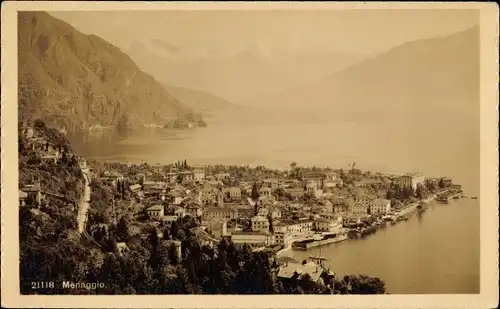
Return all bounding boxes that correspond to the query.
[231,231,270,236]
[204,207,237,213]
[147,205,164,211]
[251,216,268,222]
[21,184,40,192]
[403,172,423,177]
[275,219,313,226]
[161,215,179,221]
[277,261,323,281]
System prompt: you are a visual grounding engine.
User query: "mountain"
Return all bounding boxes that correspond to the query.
[126,39,365,102]
[246,26,480,123]
[162,84,239,117]
[18,11,203,135]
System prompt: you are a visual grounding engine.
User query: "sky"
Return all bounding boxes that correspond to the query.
[49,10,479,56]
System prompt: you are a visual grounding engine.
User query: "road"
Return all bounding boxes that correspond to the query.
[77,168,91,233]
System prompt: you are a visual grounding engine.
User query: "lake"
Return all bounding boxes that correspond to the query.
[281,198,480,294]
[76,106,480,294]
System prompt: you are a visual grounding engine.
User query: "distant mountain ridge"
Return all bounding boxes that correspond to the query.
[126,38,366,102]
[18,11,203,134]
[162,84,239,117]
[246,25,480,122]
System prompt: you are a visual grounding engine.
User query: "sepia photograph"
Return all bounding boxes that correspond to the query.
[1,1,498,308]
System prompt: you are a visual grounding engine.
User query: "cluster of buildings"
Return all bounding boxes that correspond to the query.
[18,122,84,208]
[64,153,428,253]
[392,172,425,191]
[92,165,419,252]
[19,122,68,164]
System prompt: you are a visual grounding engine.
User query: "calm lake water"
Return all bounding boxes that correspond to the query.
[282,199,480,294]
[77,106,480,294]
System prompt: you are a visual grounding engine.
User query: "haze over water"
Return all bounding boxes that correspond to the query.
[79,107,479,194]
[78,106,480,294]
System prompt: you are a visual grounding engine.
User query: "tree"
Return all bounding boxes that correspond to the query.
[115,216,130,242]
[170,221,180,240]
[267,215,274,233]
[148,229,160,250]
[341,275,386,294]
[107,233,118,253]
[251,183,260,201]
[177,173,184,184]
[298,273,321,294]
[402,186,414,199]
[168,243,180,266]
[150,240,171,269]
[253,200,259,216]
[385,189,395,200]
[415,183,427,199]
[438,178,445,189]
[181,215,198,230]
[425,180,438,192]
[120,180,126,198]
[176,229,186,241]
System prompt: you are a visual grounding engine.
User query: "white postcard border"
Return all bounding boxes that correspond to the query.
[1,1,498,308]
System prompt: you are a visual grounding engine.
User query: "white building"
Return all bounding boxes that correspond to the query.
[161,215,179,227]
[203,207,238,222]
[306,181,318,196]
[251,215,270,233]
[350,203,369,216]
[259,187,272,199]
[274,219,314,234]
[215,173,231,181]
[231,231,274,248]
[153,164,163,174]
[165,172,178,184]
[355,194,376,206]
[274,230,294,247]
[262,179,280,191]
[179,171,194,183]
[394,172,425,191]
[142,181,168,195]
[193,169,205,182]
[229,187,241,200]
[285,188,305,199]
[223,187,242,201]
[314,219,342,233]
[146,205,164,219]
[369,198,391,215]
[323,179,343,189]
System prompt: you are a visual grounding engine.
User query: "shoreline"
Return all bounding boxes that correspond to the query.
[283,189,470,254]
[72,153,466,257]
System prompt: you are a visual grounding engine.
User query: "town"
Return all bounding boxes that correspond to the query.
[19,120,463,252]
[79,160,462,252]
[18,120,464,293]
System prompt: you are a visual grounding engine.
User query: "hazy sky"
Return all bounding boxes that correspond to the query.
[50,10,479,56]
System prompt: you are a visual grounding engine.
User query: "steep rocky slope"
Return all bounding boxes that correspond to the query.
[18,11,202,134]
